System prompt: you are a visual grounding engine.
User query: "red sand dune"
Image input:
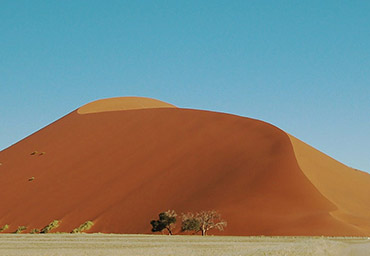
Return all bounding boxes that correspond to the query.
[0,97,369,236]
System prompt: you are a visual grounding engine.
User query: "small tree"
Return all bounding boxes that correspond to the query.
[197,210,227,236]
[181,210,227,236]
[150,210,177,235]
[181,212,201,234]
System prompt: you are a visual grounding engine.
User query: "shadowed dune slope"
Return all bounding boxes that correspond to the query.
[0,97,369,235]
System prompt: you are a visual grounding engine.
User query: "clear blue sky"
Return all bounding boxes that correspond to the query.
[1,1,369,173]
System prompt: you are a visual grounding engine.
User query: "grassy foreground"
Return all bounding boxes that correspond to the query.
[0,234,369,256]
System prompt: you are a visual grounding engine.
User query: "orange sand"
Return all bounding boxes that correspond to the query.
[77,96,176,114]
[0,97,369,235]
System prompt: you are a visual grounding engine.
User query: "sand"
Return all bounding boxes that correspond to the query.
[0,234,369,256]
[0,97,369,236]
[77,96,176,114]
[289,135,370,234]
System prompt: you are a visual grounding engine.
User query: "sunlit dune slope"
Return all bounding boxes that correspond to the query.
[289,135,370,234]
[0,97,369,236]
[77,96,176,114]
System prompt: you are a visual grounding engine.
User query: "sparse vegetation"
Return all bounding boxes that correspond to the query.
[30,228,40,234]
[40,220,60,233]
[28,177,35,181]
[0,224,9,232]
[151,210,227,236]
[150,210,177,235]
[14,226,27,234]
[71,221,94,233]
[181,212,201,234]
[30,151,46,156]
[181,210,227,236]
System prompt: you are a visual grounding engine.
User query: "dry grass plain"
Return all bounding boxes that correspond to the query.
[0,234,369,256]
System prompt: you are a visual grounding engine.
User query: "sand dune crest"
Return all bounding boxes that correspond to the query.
[77,97,176,114]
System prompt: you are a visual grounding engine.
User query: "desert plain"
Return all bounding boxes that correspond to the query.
[0,234,370,256]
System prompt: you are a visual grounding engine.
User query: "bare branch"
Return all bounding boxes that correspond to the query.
[181,210,227,236]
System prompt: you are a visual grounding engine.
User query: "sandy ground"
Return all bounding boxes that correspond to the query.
[0,234,369,256]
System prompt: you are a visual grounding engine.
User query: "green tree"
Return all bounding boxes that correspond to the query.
[150,210,177,235]
[181,212,201,234]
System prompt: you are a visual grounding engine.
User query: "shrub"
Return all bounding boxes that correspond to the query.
[40,220,60,233]
[30,151,46,156]
[28,177,35,181]
[30,228,40,234]
[71,221,94,233]
[14,226,27,234]
[0,224,9,232]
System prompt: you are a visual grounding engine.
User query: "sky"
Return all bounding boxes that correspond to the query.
[1,0,369,173]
